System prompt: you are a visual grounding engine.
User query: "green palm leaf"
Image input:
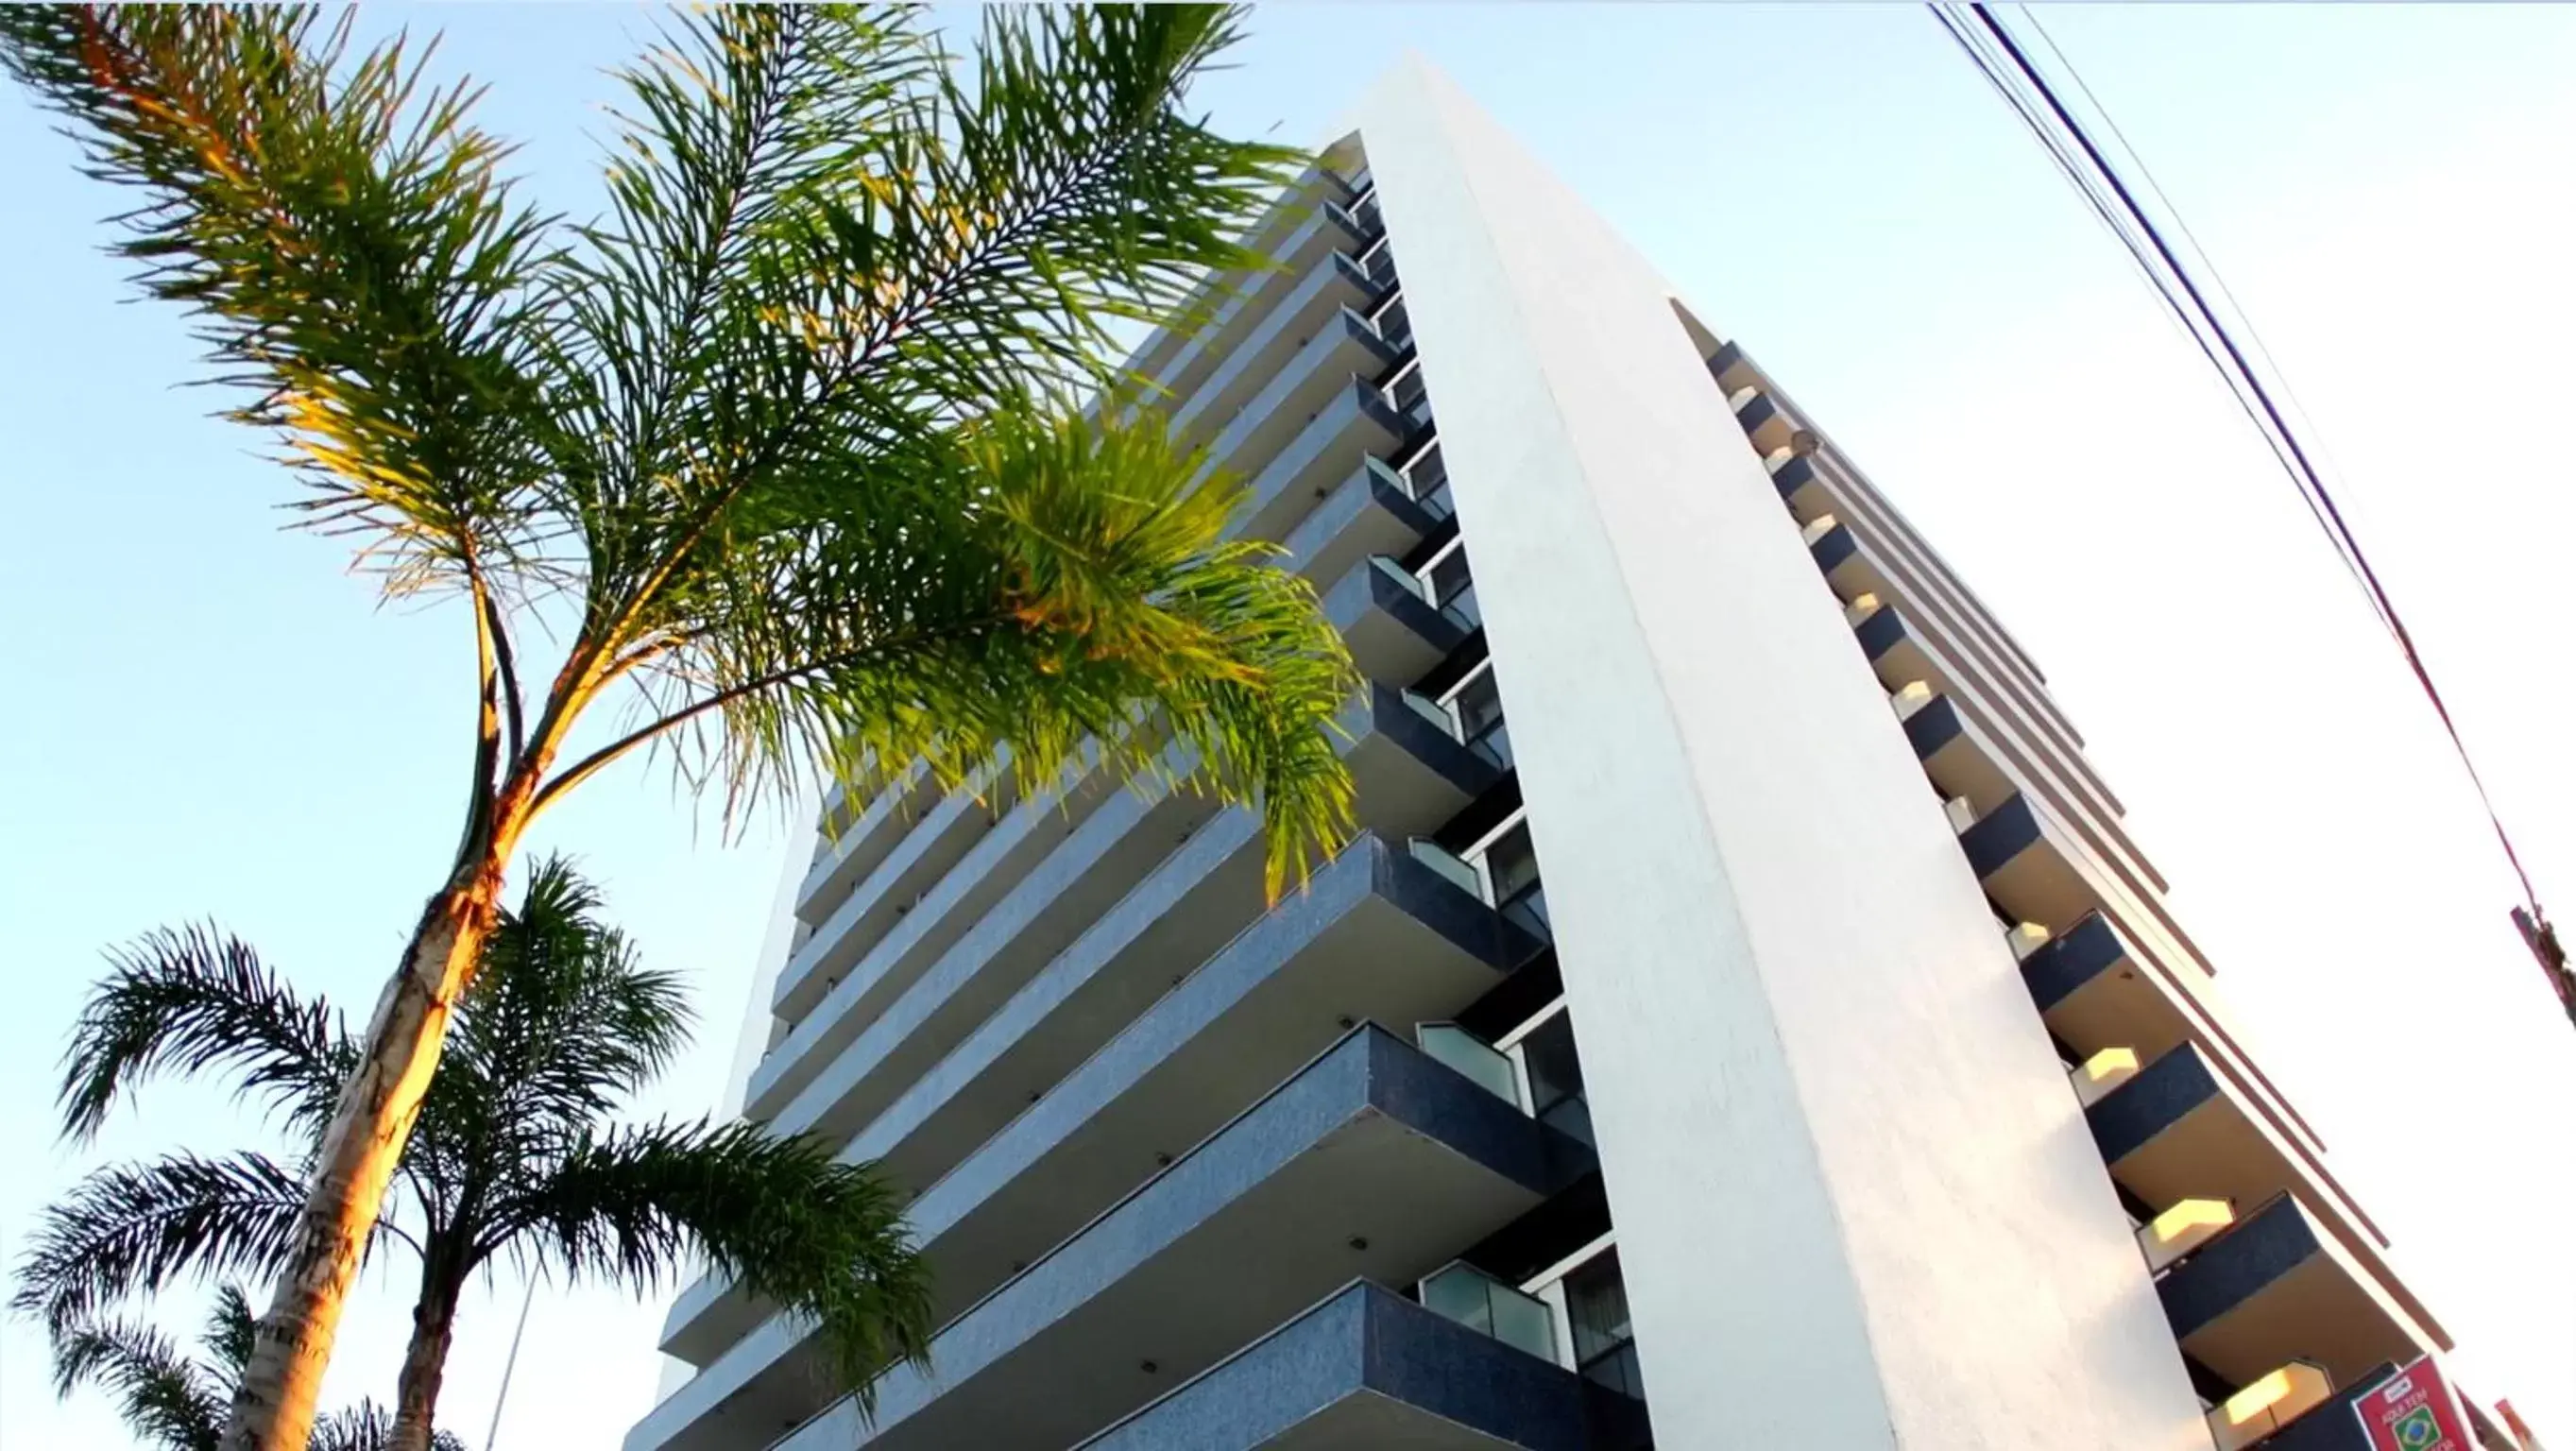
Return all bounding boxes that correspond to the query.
[12,1152,343,1339]
[60,925,350,1144]
[26,861,932,1432]
[49,1311,226,1451]
[505,1118,932,1409]
[4,8,1338,1442]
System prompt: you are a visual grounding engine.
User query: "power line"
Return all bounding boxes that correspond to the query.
[1931,2,2573,1022]
[2011,8,2393,635]
[1923,7,2364,604]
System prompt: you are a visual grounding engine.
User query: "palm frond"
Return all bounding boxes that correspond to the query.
[542,5,1330,846]
[59,924,350,1143]
[626,402,1359,896]
[0,4,565,599]
[13,1152,328,1336]
[203,1285,258,1377]
[493,1118,931,1416]
[48,1311,224,1451]
[306,1400,466,1451]
[553,5,936,589]
[426,856,691,1169]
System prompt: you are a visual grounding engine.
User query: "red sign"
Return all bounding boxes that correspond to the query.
[2354,1357,2475,1451]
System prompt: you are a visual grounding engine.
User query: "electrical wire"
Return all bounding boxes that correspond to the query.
[1923,8,2355,594]
[1930,2,2567,1014]
[2013,8,2389,632]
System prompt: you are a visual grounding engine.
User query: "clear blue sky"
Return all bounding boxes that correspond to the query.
[5,5,2571,1446]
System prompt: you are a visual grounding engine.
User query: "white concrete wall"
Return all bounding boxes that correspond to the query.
[1352,60,2209,1450]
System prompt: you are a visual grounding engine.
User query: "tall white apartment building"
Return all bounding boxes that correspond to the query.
[627,61,2485,1451]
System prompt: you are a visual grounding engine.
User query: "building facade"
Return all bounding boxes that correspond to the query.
[626,62,2477,1451]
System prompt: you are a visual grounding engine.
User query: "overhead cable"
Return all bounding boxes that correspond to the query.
[1930,2,2571,1021]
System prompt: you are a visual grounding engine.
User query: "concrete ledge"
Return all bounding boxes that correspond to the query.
[1075,1281,1598,1451]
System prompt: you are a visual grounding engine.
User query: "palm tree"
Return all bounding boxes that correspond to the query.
[17,859,934,1451]
[50,1285,464,1451]
[0,7,1355,1446]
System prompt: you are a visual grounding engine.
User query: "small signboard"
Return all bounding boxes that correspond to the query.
[2355,1357,2474,1451]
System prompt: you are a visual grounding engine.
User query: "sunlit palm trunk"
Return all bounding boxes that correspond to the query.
[391,1262,468,1451]
[220,845,516,1451]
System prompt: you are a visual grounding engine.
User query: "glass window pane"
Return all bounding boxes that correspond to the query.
[1427,547,1472,606]
[1409,838,1484,900]
[1539,1091,1595,1147]
[1490,1283,1558,1362]
[1407,441,1449,498]
[1583,1341,1646,1400]
[1519,1010,1587,1118]
[1480,822,1542,903]
[1418,1024,1524,1108]
[1564,1251,1632,1366]
[1421,1264,1495,1337]
[1452,669,1505,741]
[1374,296,1413,350]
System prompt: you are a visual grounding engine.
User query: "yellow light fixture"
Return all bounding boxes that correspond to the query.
[2149,1199,2232,1245]
[2078,1046,2138,1084]
[2222,1361,2330,1426]
[2140,1198,2234,1271]
[2071,1047,2140,1106]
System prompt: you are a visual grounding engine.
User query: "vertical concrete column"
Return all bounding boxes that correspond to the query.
[1350,59,2206,1451]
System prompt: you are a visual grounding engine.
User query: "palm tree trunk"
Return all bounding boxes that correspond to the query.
[390,1263,468,1451]
[217,852,512,1451]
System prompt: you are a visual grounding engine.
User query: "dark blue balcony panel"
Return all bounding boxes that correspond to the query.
[739,552,1477,1129]
[1074,1282,1595,1451]
[798,760,936,922]
[1958,792,2043,880]
[1856,597,1912,665]
[2156,1194,2437,1391]
[1958,790,2113,936]
[905,833,1547,1323]
[1333,554,1470,685]
[1328,247,1392,304]
[771,758,1017,1025]
[1900,691,1964,760]
[2085,1036,2222,1169]
[1733,389,1780,437]
[1703,338,1743,380]
[1769,452,1817,501]
[2014,913,2201,1108]
[2160,1194,2326,1341]
[1234,378,1409,548]
[743,1026,1576,1451]
[1322,196,1377,248]
[650,833,1546,1423]
[762,686,1496,1160]
[1893,686,2023,822]
[2019,911,2131,1016]
[1163,243,1382,451]
[1808,518,1858,576]
[1134,197,1358,422]
[1195,307,1404,486]
[1282,457,1445,590]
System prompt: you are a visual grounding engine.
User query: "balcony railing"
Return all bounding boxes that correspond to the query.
[1399,684,1463,742]
[1367,452,1453,524]
[1417,1021,1524,1108]
[1408,835,1484,899]
[1419,1262,1558,1364]
[1359,236,1398,289]
[1370,553,1432,605]
[1349,184,1382,236]
[1397,440,1453,520]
